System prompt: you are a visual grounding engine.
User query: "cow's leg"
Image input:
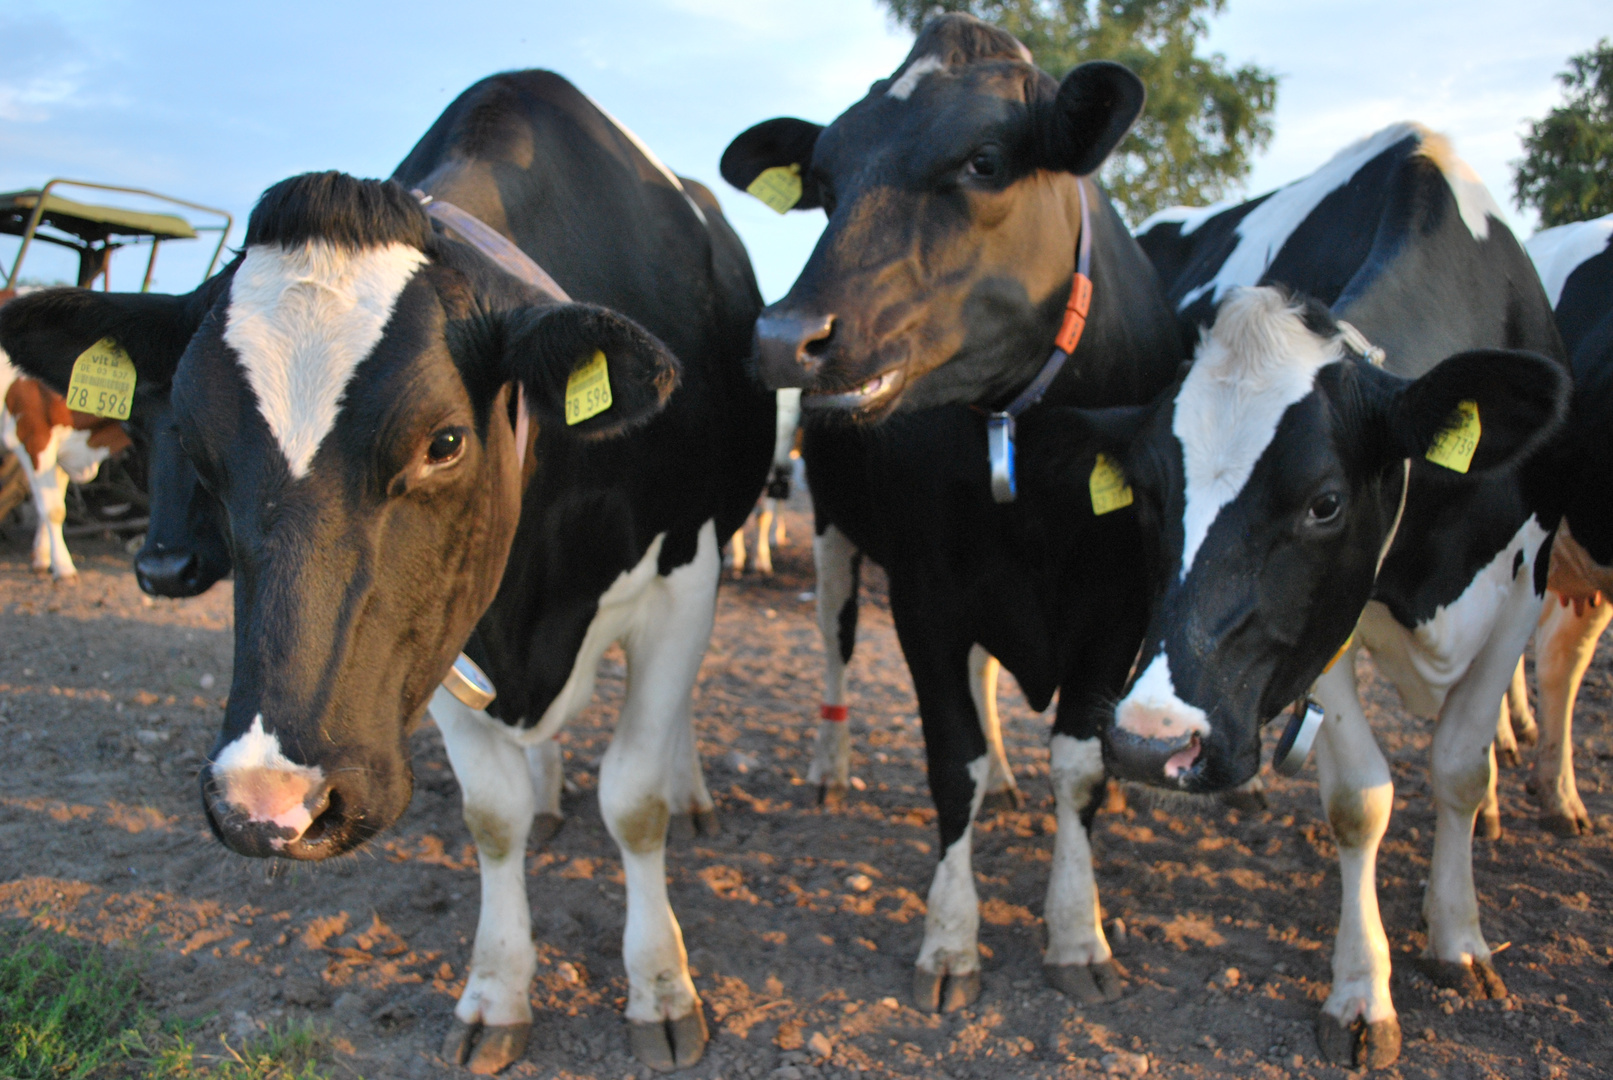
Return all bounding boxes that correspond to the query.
[754,498,775,576]
[1493,697,1521,768]
[525,740,566,846]
[1506,657,1537,748]
[1310,646,1400,1069]
[432,690,537,1076]
[603,521,719,1071]
[15,431,77,580]
[771,495,788,547]
[1421,586,1545,1001]
[810,525,860,804]
[968,646,1022,811]
[1476,739,1503,840]
[1529,595,1610,836]
[728,522,747,577]
[1042,731,1122,1003]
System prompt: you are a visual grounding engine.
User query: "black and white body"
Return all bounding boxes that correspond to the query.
[724,15,1183,1013]
[729,387,800,576]
[1518,212,1613,837]
[1086,124,1572,1067]
[0,71,772,1074]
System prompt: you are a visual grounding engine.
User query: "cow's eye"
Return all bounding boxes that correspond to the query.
[426,428,466,466]
[1307,492,1342,524]
[966,146,1003,180]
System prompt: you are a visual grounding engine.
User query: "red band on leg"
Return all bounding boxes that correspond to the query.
[820,704,848,722]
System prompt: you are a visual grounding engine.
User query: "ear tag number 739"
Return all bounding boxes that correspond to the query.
[66,337,137,421]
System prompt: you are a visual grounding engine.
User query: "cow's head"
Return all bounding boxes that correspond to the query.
[1021,287,1569,790]
[721,14,1143,417]
[0,279,234,597]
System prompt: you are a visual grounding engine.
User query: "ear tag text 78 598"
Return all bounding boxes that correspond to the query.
[747,164,802,214]
[565,350,612,426]
[1425,400,1480,473]
[1089,453,1133,515]
[66,337,136,420]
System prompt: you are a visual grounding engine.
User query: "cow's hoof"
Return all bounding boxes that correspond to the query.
[1540,809,1592,837]
[1495,745,1521,768]
[532,813,564,847]
[913,968,979,1013]
[1417,957,1506,999]
[818,783,846,809]
[692,807,721,836]
[1477,809,1502,840]
[441,1019,530,1075]
[1315,1013,1400,1069]
[1512,720,1539,749]
[981,787,1026,813]
[1044,960,1126,1004]
[628,1009,708,1072]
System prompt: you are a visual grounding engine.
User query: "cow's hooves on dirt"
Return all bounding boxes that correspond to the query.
[818,783,846,809]
[1315,1013,1400,1069]
[913,968,980,1013]
[1540,810,1592,837]
[442,1019,530,1074]
[1045,960,1126,1004]
[981,787,1026,813]
[692,808,720,836]
[629,1009,708,1072]
[1477,810,1502,840]
[532,813,564,847]
[1418,957,1507,999]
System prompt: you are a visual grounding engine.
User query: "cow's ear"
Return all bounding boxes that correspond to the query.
[720,118,825,212]
[0,287,206,393]
[501,303,679,440]
[1040,61,1146,176]
[1391,349,1569,475]
[1017,403,1155,508]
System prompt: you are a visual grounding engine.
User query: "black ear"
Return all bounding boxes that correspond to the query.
[1017,403,1155,510]
[502,303,679,440]
[1392,349,1569,474]
[0,286,211,393]
[720,118,825,212]
[1040,61,1146,176]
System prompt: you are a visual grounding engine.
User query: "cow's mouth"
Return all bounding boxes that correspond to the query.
[802,367,905,414]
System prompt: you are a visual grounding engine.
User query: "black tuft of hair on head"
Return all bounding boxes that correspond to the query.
[244,172,431,251]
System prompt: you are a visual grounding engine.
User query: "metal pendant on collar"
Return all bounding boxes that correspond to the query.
[988,179,1094,503]
[1273,697,1325,776]
[444,652,497,711]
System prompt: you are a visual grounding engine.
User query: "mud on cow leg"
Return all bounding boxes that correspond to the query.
[432,688,538,1075]
[811,525,860,805]
[1042,735,1123,1003]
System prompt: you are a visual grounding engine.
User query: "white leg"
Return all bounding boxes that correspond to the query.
[1310,644,1400,1067]
[914,755,989,1010]
[14,429,76,579]
[1493,695,1520,768]
[755,499,775,576]
[1531,594,1611,835]
[1506,657,1537,747]
[525,739,565,845]
[968,646,1020,806]
[432,688,538,1074]
[728,525,747,577]
[1042,735,1121,1002]
[771,495,788,548]
[810,525,858,798]
[600,520,719,1070]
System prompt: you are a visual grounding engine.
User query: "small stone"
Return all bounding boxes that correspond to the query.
[1554,993,1568,1005]
[200,673,216,689]
[1100,1049,1148,1077]
[1423,1028,1436,1042]
[1291,1055,1304,1068]
[1109,918,1127,946]
[808,1031,833,1059]
[1216,967,1240,989]
[556,961,581,984]
[879,997,899,1010]
[849,776,867,791]
[846,873,873,893]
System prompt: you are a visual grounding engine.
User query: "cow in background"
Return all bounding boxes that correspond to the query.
[1100,124,1568,1067]
[728,387,800,576]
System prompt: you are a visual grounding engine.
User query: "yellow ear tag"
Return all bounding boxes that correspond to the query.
[1425,400,1481,473]
[746,164,802,214]
[65,337,136,420]
[565,350,612,425]
[1089,453,1134,516]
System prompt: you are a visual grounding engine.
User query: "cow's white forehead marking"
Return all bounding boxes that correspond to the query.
[1115,653,1210,739]
[1173,288,1344,579]
[1525,214,1613,309]
[887,55,946,100]
[212,714,325,837]
[224,240,427,479]
[1178,123,1499,312]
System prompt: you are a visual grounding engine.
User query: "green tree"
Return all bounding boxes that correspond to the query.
[880,0,1278,221]
[1514,39,1613,227]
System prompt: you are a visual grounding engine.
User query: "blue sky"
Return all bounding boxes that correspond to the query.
[1,0,1606,300]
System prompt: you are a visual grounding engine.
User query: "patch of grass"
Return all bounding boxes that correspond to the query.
[0,922,347,1079]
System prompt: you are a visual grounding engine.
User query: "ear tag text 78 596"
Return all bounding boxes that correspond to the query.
[747,164,802,214]
[66,337,136,420]
[565,350,612,425]
[1425,400,1480,473]
[1089,453,1133,515]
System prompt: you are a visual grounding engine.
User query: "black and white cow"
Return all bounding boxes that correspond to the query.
[723,15,1185,1012]
[1520,212,1613,836]
[1,70,772,1074]
[1041,124,1571,1067]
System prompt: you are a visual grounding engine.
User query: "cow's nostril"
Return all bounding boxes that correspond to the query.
[800,315,836,360]
[300,788,344,845]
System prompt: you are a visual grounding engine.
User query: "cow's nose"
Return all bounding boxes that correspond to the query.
[754,311,835,388]
[135,548,201,597]
[202,764,339,858]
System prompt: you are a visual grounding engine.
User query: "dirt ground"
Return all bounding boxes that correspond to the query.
[2,491,1610,1080]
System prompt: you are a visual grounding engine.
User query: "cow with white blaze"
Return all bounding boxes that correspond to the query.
[0,71,772,1074]
[1037,125,1571,1066]
[723,15,1184,1013]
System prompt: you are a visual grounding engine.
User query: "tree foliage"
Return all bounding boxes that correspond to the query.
[1514,39,1613,227]
[879,0,1277,221]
